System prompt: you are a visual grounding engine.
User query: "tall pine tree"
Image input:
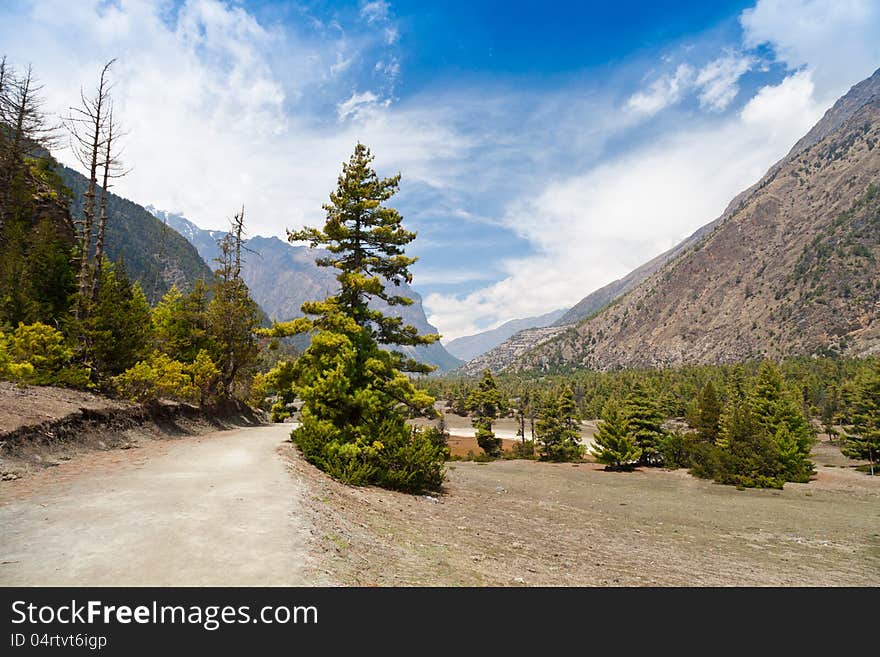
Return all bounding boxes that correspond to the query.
[536,385,583,462]
[262,144,444,492]
[468,369,503,457]
[844,360,880,473]
[624,382,666,465]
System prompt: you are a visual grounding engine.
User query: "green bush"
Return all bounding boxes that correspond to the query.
[0,322,90,388]
[112,352,197,403]
[292,414,447,493]
[270,400,291,423]
[507,440,537,459]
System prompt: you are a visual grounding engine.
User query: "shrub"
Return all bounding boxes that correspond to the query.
[507,440,537,459]
[188,349,222,405]
[270,400,291,423]
[292,414,447,493]
[0,322,90,388]
[112,352,197,403]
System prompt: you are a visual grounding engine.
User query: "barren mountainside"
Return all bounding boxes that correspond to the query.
[516,79,880,372]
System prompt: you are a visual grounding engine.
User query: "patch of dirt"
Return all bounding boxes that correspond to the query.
[0,383,263,481]
[445,435,520,458]
[0,381,132,433]
[286,437,880,586]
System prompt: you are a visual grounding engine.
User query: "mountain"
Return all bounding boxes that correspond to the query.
[514,68,880,372]
[58,168,212,301]
[445,308,567,361]
[155,210,462,372]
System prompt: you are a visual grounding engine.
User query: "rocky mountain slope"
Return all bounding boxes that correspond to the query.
[515,69,880,372]
[59,168,212,301]
[156,211,461,372]
[445,308,566,361]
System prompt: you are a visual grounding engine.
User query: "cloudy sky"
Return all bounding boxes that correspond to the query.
[2,1,879,341]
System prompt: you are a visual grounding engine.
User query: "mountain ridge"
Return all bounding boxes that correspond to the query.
[444,308,567,361]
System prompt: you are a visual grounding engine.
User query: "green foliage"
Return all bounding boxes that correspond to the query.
[71,260,153,379]
[624,382,667,466]
[713,401,786,489]
[151,281,212,363]
[536,385,583,462]
[188,349,222,406]
[508,439,537,459]
[693,380,721,442]
[0,322,89,387]
[112,351,198,403]
[270,400,291,423]
[293,414,447,493]
[263,144,443,492]
[206,272,260,394]
[748,361,814,482]
[0,213,76,328]
[843,360,880,465]
[591,397,641,470]
[468,370,504,457]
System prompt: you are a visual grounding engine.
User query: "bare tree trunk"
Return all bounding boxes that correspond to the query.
[233,206,244,280]
[92,104,126,301]
[64,59,115,317]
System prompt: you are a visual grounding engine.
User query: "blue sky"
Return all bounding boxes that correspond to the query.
[2,1,880,339]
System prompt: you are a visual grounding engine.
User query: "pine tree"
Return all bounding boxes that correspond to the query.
[72,260,152,378]
[469,369,503,457]
[262,144,444,492]
[844,360,880,473]
[749,361,814,481]
[715,399,784,489]
[152,281,211,364]
[537,385,583,461]
[624,382,666,465]
[591,397,641,470]
[207,220,260,393]
[694,380,721,442]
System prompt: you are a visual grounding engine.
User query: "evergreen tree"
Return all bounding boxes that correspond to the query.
[152,281,211,363]
[469,369,503,457]
[844,360,880,473]
[624,382,666,465]
[72,259,152,378]
[694,380,722,442]
[208,230,260,393]
[262,144,444,492]
[591,397,641,470]
[749,361,813,482]
[714,400,784,489]
[536,385,583,461]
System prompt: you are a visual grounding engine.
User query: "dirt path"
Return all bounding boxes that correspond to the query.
[0,423,326,586]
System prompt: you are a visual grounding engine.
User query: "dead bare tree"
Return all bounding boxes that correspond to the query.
[63,59,115,315]
[91,102,129,301]
[0,60,58,232]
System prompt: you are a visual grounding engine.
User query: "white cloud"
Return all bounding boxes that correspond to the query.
[696,54,754,111]
[628,53,754,116]
[741,0,880,102]
[5,0,879,344]
[337,90,384,120]
[627,64,695,115]
[360,1,390,25]
[0,0,454,238]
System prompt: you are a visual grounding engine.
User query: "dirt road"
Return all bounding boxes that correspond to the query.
[0,423,325,586]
